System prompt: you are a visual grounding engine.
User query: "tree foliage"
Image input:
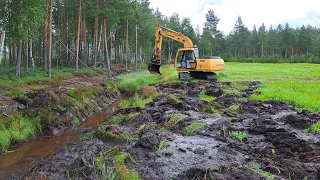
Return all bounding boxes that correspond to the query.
[1,3,320,79]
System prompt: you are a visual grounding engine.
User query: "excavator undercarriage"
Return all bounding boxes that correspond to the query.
[178,72,217,81]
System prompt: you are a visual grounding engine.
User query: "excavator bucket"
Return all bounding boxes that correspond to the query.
[148,63,161,75]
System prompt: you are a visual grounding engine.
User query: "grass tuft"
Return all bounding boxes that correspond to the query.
[303,122,320,133]
[68,86,104,103]
[169,94,183,103]
[142,85,158,98]
[119,94,153,109]
[96,125,137,143]
[231,131,247,142]
[93,147,140,180]
[160,113,187,131]
[6,88,25,97]
[108,113,139,125]
[0,115,40,152]
[185,122,206,136]
[158,140,166,152]
[76,130,95,142]
[249,162,275,180]
[199,90,215,102]
[228,105,240,112]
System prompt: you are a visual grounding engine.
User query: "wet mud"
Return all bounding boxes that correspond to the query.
[9,81,320,179]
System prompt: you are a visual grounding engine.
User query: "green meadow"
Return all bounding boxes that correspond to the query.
[218,63,320,111]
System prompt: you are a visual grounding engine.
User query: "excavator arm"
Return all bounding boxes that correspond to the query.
[148,25,194,75]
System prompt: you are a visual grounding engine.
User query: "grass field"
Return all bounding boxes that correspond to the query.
[116,65,178,92]
[0,65,105,90]
[115,63,320,111]
[218,63,320,111]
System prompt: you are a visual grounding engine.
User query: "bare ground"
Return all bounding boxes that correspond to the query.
[12,81,320,179]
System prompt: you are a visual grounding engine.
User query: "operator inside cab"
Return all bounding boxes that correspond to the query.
[178,50,195,69]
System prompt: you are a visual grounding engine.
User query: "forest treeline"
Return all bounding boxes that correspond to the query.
[0,0,319,78]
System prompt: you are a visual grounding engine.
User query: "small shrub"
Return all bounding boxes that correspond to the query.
[185,122,206,136]
[231,131,247,142]
[199,90,215,102]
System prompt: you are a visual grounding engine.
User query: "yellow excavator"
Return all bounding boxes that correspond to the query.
[148,25,225,81]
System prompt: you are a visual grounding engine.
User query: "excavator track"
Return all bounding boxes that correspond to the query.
[189,72,217,82]
[179,72,190,81]
[206,72,217,81]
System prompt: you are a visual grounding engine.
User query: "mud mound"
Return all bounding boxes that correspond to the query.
[284,113,318,129]
[240,100,293,115]
[175,168,215,180]
[26,139,105,180]
[134,128,163,151]
[212,166,264,180]
[214,94,237,107]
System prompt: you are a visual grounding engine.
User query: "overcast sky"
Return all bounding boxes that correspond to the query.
[149,0,320,34]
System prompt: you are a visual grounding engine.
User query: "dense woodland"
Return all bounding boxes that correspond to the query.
[0,0,319,78]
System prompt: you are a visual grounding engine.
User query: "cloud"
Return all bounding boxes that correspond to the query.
[282,11,320,28]
[149,0,320,34]
[197,0,224,13]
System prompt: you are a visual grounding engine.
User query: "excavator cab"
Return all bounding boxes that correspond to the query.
[176,48,198,69]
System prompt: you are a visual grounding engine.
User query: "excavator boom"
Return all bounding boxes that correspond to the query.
[149,25,194,75]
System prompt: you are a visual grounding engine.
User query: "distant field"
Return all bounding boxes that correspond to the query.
[218,63,320,112]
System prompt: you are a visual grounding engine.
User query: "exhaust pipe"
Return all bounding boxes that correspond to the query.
[148,63,161,75]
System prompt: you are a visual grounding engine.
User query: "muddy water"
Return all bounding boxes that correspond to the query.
[0,99,121,179]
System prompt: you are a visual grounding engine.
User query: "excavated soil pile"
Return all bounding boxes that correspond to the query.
[26,81,320,180]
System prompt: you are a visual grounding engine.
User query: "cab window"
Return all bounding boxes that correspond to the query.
[193,49,199,58]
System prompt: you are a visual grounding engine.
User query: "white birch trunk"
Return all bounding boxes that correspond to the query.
[0,26,5,64]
